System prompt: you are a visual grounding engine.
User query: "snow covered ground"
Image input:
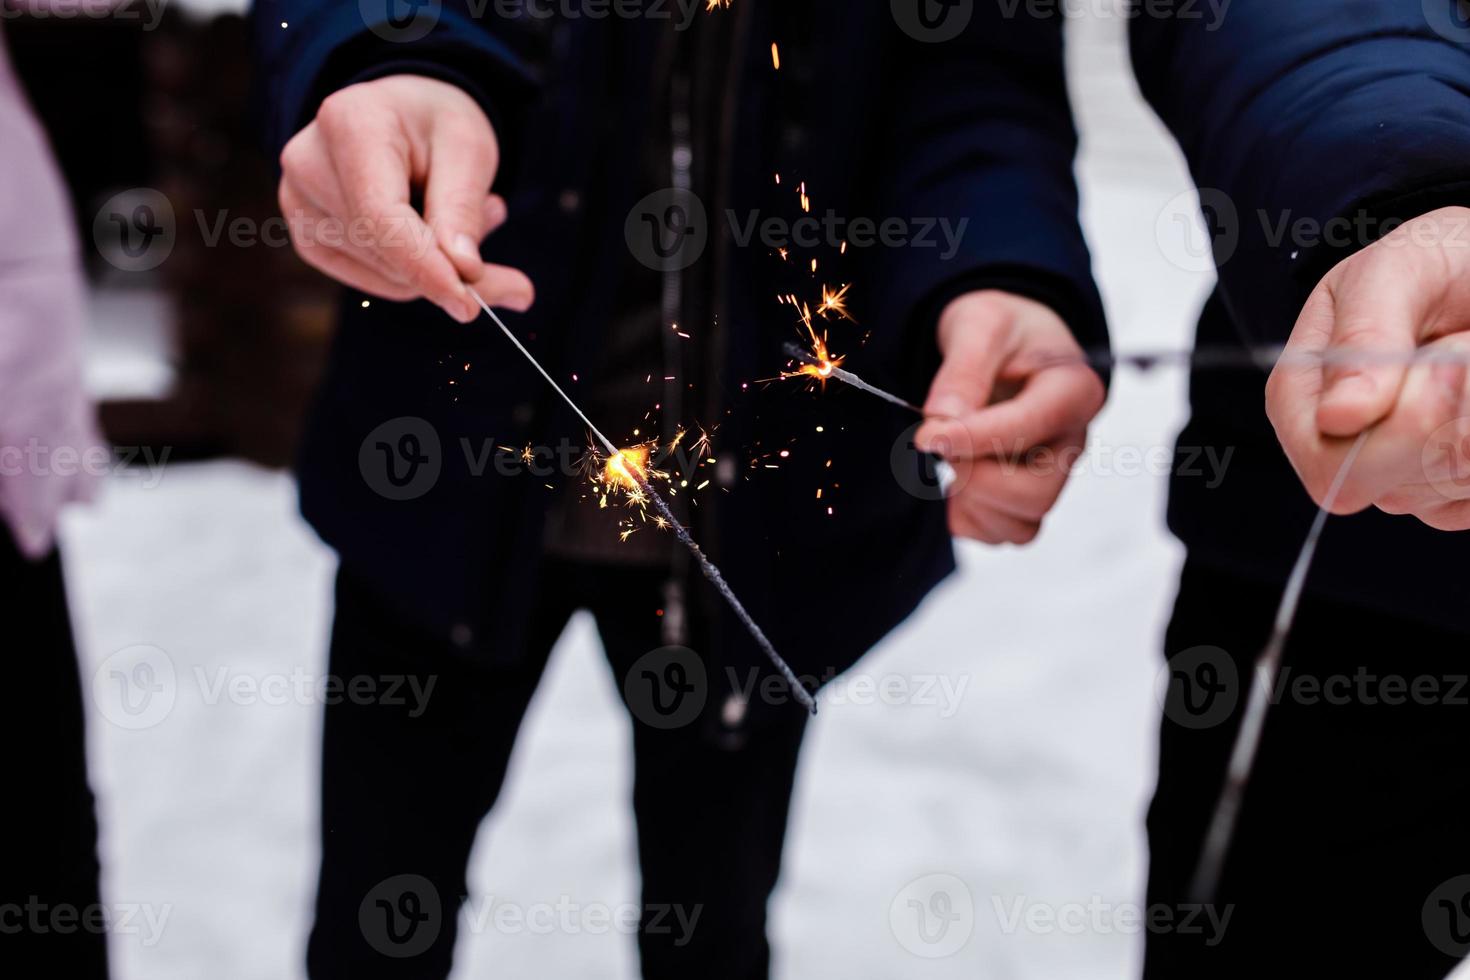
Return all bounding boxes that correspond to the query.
[59,9,1244,979]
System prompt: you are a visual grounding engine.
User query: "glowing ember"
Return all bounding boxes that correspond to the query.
[603,445,652,491]
[781,302,845,389]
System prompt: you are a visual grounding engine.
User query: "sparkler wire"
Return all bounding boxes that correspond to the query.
[1187,428,1370,903]
[469,288,818,715]
[781,334,1386,892]
[781,341,923,414]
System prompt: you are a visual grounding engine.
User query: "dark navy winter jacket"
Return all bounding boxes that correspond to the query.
[250,0,1107,690]
[1134,0,1470,630]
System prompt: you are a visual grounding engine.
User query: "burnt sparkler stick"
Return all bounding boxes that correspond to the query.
[469,289,818,715]
[1187,428,1370,903]
[782,341,923,414]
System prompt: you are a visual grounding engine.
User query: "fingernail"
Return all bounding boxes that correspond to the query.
[914,425,948,455]
[927,396,967,421]
[452,233,481,263]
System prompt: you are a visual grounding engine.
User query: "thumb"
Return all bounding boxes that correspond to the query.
[1315,250,1423,438]
[425,120,500,283]
[915,302,1010,454]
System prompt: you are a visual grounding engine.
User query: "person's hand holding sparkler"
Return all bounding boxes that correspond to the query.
[1266,206,1470,530]
[914,290,1106,544]
[278,75,535,322]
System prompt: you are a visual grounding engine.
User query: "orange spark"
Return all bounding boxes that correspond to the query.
[816,282,855,322]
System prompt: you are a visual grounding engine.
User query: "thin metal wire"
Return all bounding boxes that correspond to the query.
[469,289,818,715]
[1187,429,1370,903]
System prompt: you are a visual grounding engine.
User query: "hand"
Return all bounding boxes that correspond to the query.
[278,75,535,324]
[1265,206,1470,529]
[914,290,1105,544]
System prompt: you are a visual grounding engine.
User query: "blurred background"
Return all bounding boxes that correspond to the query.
[14,1,1238,976]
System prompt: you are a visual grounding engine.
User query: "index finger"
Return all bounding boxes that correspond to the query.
[326,117,477,322]
[919,365,1104,461]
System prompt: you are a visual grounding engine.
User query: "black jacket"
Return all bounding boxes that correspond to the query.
[251,0,1107,689]
[1134,0,1470,632]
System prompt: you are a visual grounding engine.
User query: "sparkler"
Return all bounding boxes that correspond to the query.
[1188,429,1370,903]
[783,340,922,414]
[468,288,818,715]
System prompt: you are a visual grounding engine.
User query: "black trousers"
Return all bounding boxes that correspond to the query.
[0,528,108,978]
[306,560,808,980]
[1145,558,1470,978]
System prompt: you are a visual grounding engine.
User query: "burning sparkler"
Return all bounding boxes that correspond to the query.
[467,288,817,715]
[783,339,922,414]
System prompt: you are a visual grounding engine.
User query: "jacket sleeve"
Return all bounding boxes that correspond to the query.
[870,7,1107,377]
[249,0,544,158]
[1132,0,1470,346]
